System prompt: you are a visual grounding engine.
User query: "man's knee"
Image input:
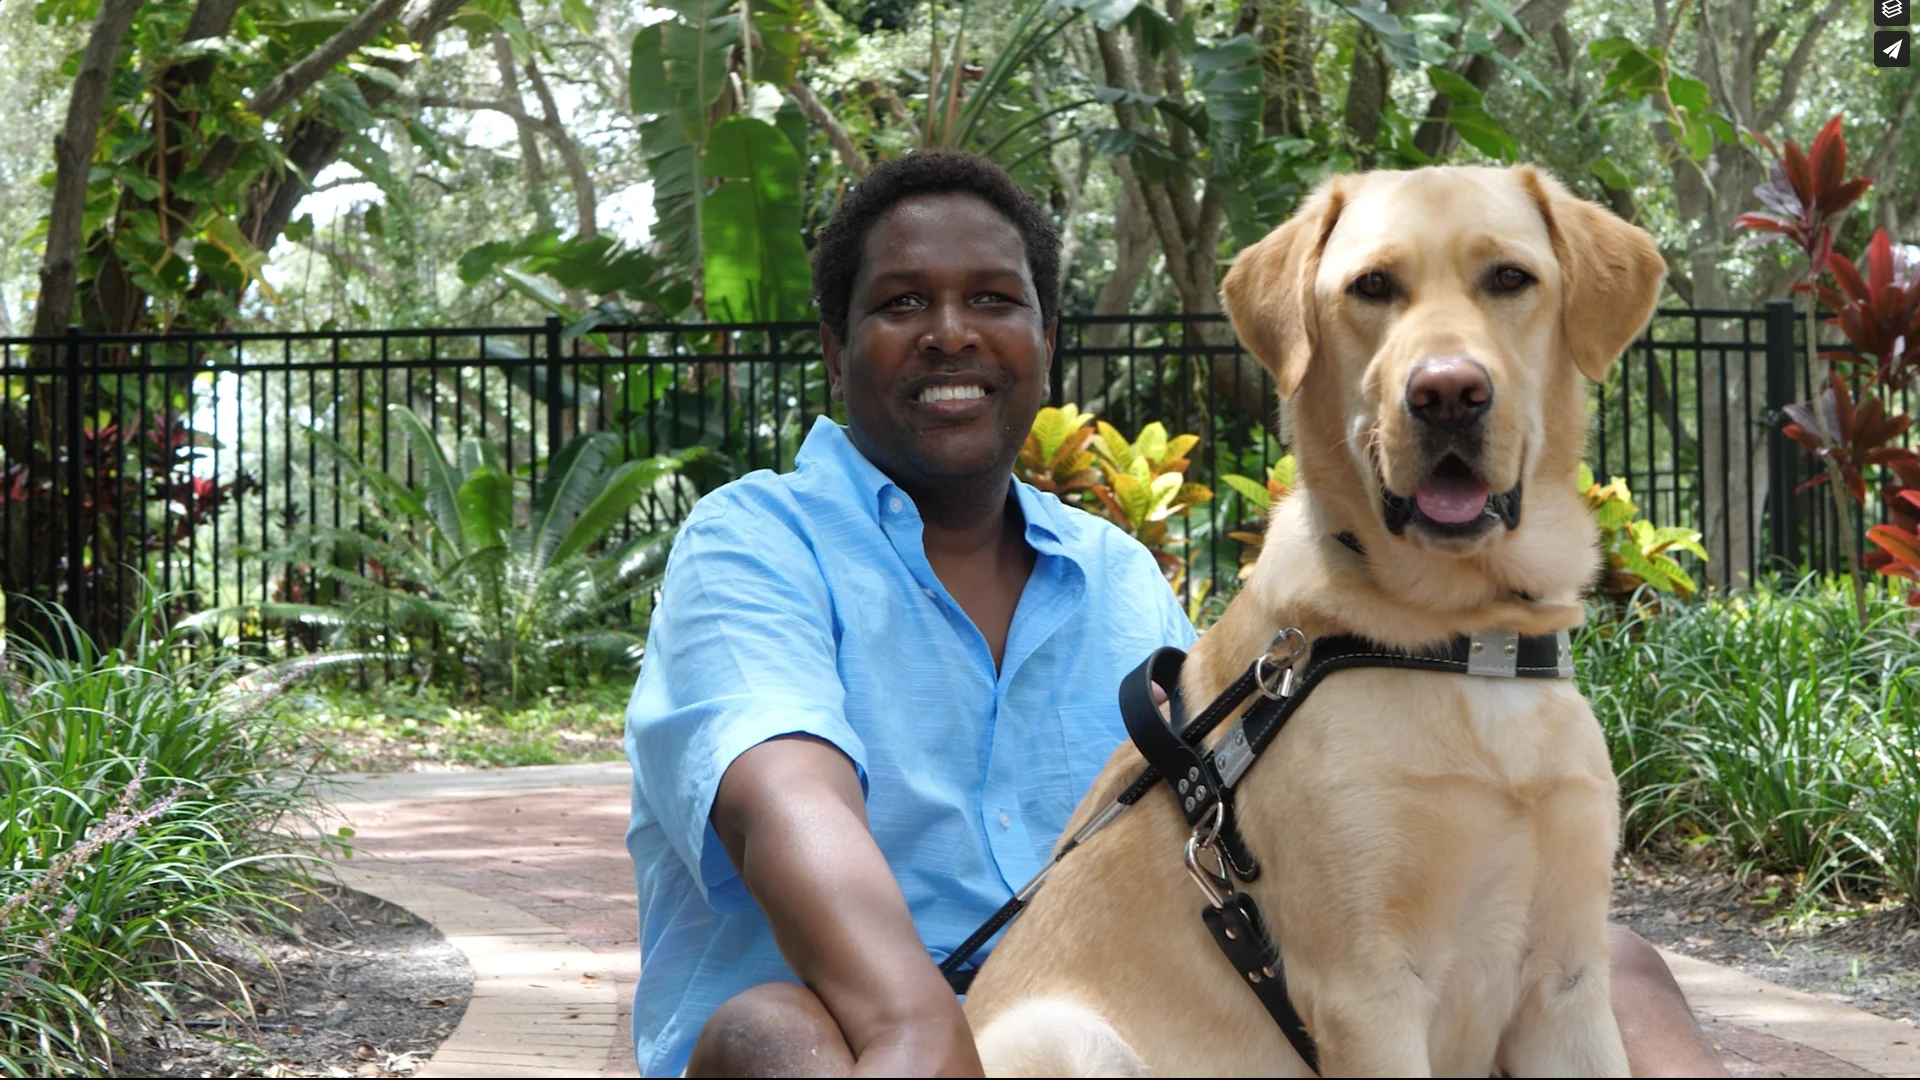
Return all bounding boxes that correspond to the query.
[1608,924,1678,991]
[686,982,855,1078]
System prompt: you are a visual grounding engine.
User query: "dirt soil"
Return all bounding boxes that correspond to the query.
[1614,847,1920,1032]
[109,881,471,1078]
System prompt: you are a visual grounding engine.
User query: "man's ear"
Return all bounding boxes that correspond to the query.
[1518,166,1667,383]
[821,321,845,402]
[1219,177,1345,400]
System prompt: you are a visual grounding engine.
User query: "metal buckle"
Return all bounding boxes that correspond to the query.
[1213,722,1255,788]
[1466,628,1520,677]
[1555,628,1575,678]
[1184,801,1232,909]
[1253,627,1307,700]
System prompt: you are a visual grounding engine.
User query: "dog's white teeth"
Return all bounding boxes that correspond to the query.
[919,385,985,403]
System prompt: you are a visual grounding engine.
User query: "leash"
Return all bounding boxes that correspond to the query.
[939,622,1575,1075]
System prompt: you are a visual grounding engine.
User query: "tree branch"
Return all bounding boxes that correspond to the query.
[492,31,552,230]
[32,0,145,338]
[524,58,596,240]
[787,77,869,181]
[251,0,409,119]
[237,0,468,263]
[1758,0,1849,131]
[1862,73,1920,183]
[1413,0,1572,159]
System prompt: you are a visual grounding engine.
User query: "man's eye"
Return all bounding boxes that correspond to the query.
[877,294,924,312]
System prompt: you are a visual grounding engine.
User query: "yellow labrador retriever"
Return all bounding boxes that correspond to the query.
[962,165,1665,1077]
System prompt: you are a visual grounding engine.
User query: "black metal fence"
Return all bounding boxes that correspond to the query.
[0,303,1880,648]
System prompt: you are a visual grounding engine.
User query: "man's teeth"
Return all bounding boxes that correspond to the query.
[917,385,986,403]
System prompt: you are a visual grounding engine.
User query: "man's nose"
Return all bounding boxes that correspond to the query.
[1404,356,1492,430]
[919,300,977,354]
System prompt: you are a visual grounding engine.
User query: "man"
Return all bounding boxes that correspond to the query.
[625,151,1725,1078]
[624,151,1193,1077]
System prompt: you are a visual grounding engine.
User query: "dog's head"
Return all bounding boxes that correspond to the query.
[1221,166,1663,598]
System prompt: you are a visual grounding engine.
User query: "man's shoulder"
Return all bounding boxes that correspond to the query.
[1018,484,1158,572]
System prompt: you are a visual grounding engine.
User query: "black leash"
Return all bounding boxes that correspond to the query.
[940,624,1575,1076]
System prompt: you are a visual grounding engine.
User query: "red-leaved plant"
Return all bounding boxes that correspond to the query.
[1815,229,1920,604]
[1734,116,1873,287]
[1733,116,1920,621]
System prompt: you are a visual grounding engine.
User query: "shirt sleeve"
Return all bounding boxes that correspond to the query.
[625,499,867,914]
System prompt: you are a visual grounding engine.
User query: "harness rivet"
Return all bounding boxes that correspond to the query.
[1504,643,1516,656]
[1263,965,1276,978]
[1188,766,1200,781]
[1249,971,1263,983]
[1471,641,1484,653]
[1183,796,1196,813]
[1195,785,1208,800]
[1178,778,1190,794]
[1224,927,1238,940]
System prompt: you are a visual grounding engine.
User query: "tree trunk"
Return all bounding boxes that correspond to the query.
[524,58,596,241]
[493,32,554,231]
[31,0,145,341]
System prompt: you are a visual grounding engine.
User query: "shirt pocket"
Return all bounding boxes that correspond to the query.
[1055,703,1129,809]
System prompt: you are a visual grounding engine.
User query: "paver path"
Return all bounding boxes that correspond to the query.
[324,763,1920,1078]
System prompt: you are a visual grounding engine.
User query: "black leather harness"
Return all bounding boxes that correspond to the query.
[940,617,1576,1075]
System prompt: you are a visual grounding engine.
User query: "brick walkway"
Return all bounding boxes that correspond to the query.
[328,764,1920,1079]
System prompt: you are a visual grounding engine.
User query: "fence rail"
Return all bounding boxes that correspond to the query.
[0,303,1876,648]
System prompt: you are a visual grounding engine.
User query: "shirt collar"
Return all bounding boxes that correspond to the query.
[794,416,1072,555]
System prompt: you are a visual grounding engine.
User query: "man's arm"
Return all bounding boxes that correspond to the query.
[711,734,982,1078]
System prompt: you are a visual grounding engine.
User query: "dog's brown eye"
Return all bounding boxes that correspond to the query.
[1490,266,1534,294]
[1350,270,1393,301]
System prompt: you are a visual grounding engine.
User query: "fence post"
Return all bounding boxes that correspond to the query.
[544,315,563,486]
[1763,298,1801,574]
[64,324,84,633]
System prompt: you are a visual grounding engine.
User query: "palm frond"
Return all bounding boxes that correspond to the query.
[388,404,468,554]
[528,431,622,574]
[549,455,681,566]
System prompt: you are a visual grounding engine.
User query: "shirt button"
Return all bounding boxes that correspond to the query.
[998,811,1011,829]
[888,496,905,514]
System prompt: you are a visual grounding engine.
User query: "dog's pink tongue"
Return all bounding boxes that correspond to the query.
[1416,474,1490,524]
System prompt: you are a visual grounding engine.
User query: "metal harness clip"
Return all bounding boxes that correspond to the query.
[1253,627,1308,701]
[1184,801,1233,909]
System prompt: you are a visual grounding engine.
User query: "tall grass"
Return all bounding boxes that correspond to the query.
[1580,573,1920,909]
[0,593,344,1076]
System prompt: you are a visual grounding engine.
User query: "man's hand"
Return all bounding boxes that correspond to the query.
[710,735,983,1077]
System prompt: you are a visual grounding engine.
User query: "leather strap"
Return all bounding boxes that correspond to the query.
[1119,650,1262,879]
[1203,890,1320,1074]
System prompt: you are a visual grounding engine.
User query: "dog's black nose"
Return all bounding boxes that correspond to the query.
[1405,357,1492,429]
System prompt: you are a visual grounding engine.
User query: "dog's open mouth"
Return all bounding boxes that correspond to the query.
[1383,455,1522,538]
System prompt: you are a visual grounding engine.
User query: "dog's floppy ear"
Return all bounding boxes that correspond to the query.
[1220,178,1345,399]
[1518,166,1666,383]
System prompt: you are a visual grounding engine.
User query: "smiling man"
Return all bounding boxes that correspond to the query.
[622,152,1197,1077]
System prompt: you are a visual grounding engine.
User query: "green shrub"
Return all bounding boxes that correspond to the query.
[1580,573,1920,909]
[191,404,698,699]
[0,595,339,1076]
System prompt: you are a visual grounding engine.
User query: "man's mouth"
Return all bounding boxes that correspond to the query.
[1383,455,1522,537]
[915,384,988,404]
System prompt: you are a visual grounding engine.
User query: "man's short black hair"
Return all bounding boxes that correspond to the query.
[812,151,1061,342]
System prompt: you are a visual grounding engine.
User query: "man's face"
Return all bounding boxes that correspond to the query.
[824,193,1055,488]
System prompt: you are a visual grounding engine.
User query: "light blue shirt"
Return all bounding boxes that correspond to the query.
[623,417,1197,1077]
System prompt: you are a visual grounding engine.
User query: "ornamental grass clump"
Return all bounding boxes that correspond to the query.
[0,593,340,1076]
[1578,573,1920,912]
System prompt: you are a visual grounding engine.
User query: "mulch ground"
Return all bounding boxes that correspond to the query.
[108,882,472,1078]
[1615,844,1920,1033]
